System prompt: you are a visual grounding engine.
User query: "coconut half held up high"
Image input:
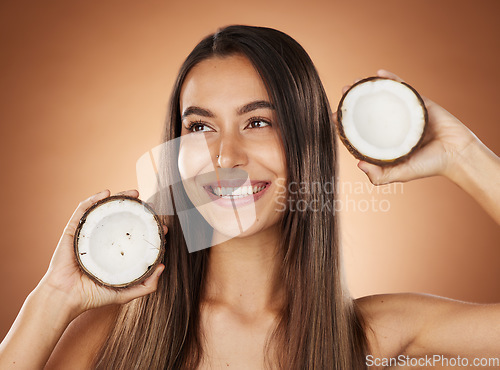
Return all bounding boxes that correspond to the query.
[74,195,165,288]
[336,77,428,165]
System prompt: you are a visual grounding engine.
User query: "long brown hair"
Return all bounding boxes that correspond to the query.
[94,25,368,369]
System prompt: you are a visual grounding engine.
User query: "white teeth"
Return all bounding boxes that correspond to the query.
[210,184,267,197]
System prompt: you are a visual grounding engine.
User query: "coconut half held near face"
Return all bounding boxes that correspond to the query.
[336,77,428,165]
[74,195,165,288]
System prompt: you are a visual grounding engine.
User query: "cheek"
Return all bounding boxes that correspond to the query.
[177,148,195,181]
[177,135,213,180]
[255,138,287,177]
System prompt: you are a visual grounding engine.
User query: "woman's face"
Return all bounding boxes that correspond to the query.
[178,54,286,242]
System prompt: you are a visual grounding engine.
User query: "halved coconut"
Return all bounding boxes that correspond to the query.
[74,195,165,288]
[336,77,428,165]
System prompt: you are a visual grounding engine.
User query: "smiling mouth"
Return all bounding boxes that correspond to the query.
[203,182,270,199]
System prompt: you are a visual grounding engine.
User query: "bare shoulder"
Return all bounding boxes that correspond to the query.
[355,292,488,359]
[44,304,120,369]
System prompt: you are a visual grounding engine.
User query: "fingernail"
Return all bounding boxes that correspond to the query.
[358,162,369,174]
[92,189,108,199]
[157,266,165,277]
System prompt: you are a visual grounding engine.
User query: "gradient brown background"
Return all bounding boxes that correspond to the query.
[1,0,499,340]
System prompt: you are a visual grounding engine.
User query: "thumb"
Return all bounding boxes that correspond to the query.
[357,160,419,185]
[115,264,165,304]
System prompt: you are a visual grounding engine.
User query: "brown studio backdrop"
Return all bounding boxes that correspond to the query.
[1,0,499,340]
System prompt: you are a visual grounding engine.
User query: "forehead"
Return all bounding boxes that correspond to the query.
[180,55,270,110]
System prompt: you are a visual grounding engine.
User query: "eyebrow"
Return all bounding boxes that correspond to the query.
[181,100,275,120]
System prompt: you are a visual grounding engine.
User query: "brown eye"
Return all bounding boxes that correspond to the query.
[187,122,212,132]
[247,119,271,129]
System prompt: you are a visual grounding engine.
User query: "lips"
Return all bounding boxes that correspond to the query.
[202,180,269,196]
[202,179,270,189]
[201,180,271,208]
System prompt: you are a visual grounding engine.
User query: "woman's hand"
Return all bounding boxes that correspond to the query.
[0,189,167,369]
[336,70,500,223]
[38,189,166,317]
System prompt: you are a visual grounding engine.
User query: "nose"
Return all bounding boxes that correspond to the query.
[215,132,248,168]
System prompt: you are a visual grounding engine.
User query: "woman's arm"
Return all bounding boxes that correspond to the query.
[349,71,500,364]
[44,304,120,369]
[444,137,500,224]
[347,70,500,224]
[358,293,500,366]
[0,189,165,369]
[0,285,76,369]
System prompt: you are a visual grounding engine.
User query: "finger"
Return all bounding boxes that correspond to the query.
[376,69,405,83]
[420,93,436,108]
[115,189,139,198]
[63,190,110,238]
[358,160,417,185]
[115,264,165,304]
[162,224,168,235]
[342,85,351,94]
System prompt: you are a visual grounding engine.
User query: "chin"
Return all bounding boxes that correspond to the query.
[210,217,280,244]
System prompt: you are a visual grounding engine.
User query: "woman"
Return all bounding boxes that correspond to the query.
[1,25,499,369]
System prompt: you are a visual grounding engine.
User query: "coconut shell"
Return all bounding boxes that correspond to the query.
[74,195,166,288]
[336,76,428,166]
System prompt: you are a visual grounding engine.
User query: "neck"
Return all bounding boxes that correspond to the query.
[202,223,285,316]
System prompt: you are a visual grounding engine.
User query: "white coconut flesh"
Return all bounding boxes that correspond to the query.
[76,198,163,286]
[339,79,426,161]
